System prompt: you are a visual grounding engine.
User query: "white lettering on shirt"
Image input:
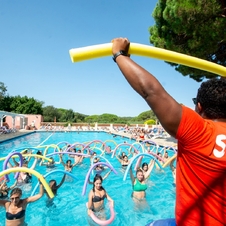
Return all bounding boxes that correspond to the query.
[213,134,226,158]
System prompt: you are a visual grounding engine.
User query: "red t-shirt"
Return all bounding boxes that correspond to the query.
[176,106,226,226]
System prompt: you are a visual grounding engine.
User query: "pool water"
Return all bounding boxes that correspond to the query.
[0,132,175,226]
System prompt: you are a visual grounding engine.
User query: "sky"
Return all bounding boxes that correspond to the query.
[0,0,201,117]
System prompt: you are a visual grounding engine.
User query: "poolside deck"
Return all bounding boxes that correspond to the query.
[0,130,34,143]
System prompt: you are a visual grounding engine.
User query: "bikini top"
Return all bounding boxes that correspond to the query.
[133,179,147,192]
[6,209,25,220]
[92,192,107,203]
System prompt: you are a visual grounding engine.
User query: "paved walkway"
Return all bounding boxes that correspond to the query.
[0,130,34,143]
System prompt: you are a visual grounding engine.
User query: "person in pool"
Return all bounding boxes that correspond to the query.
[116,154,130,168]
[130,168,147,201]
[136,159,155,182]
[46,174,66,198]
[59,155,78,172]
[87,174,114,219]
[41,157,55,168]
[0,182,44,226]
[74,149,84,164]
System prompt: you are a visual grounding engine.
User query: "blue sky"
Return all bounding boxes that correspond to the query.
[0,0,200,117]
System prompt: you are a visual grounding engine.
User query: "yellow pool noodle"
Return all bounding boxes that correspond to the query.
[0,154,53,162]
[162,154,177,168]
[0,167,54,198]
[69,43,226,77]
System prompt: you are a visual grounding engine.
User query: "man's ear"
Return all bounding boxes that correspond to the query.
[197,102,202,113]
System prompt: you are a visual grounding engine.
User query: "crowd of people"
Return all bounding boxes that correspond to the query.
[0,138,176,225]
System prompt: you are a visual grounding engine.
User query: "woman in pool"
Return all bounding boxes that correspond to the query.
[155,152,164,171]
[0,183,44,226]
[74,150,84,164]
[47,174,66,199]
[59,155,78,172]
[136,158,155,182]
[87,174,114,219]
[41,157,55,168]
[130,168,148,201]
[116,154,130,169]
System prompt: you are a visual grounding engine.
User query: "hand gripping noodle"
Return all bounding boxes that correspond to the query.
[0,167,54,198]
[86,200,115,226]
[69,43,226,77]
[31,169,78,196]
[123,153,163,181]
[82,162,117,196]
[3,152,23,181]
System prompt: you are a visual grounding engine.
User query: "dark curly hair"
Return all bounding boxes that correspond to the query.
[196,78,226,119]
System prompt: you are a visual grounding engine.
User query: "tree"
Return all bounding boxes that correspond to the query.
[43,106,60,122]
[0,82,7,101]
[98,113,119,123]
[85,115,99,123]
[0,95,13,111]
[74,112,87,122]
[10,96,43,114]
[136,110,157,122]
[149,0,226,82]
[58,108,76,122]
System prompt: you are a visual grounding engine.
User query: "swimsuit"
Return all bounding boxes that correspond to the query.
[133,179,147,192]
[6,209,25,220]
[92,192,106,203]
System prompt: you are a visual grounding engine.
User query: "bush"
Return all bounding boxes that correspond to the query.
[144,119,156,125]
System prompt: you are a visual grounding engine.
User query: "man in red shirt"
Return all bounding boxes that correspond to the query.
[112,38,226,226]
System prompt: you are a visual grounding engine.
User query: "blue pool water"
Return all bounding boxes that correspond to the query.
[0,132,175,226]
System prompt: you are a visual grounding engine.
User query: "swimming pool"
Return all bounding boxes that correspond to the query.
[0,131,175,226]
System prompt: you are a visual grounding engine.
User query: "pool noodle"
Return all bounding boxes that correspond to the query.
[46,152,90,157]
[69,43,226,77]
[162,154,177,168]
[164,146,177,154]
[86,201,115,226]
[130,142,145,153]
[111,143,139,158]
[123,153,163,181]
[82,140,107,152]
[0,154,53,162]
[31,169,78,196]
[91,155,113,175]
[82,162,117,196]
[3,152,23,181]
[0,167,54,198]
[134,156,143,171]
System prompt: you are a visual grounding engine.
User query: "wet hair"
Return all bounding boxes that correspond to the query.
[66,160,71,164]
[49,179,56,186]
[10,187,22,197]
[36,150,42,155]
[123,155,128,160]
[196,78,226,119]
[136,169,144,176]
[92,174,105,192]
[142,162,148,169]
